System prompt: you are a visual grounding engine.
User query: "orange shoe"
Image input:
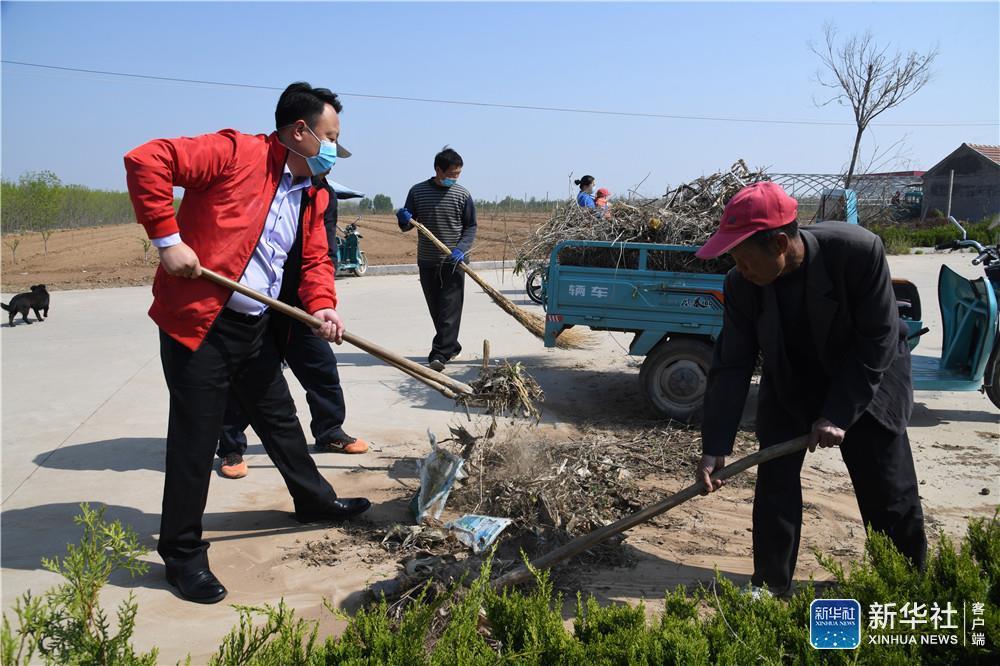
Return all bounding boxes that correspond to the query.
[219,453,248,479]
[316,436,369,454]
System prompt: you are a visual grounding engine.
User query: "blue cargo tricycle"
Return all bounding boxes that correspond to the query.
[893,217,1000,408]
[543,240,726,420]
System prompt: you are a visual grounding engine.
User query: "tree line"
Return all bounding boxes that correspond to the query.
[344,194,563,216]
[0,175,561,246]
[2,171,142,237]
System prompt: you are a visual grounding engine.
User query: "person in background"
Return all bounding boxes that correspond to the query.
[594,187,611,217]
[395,147,477,371]
[575,175,596,209]
[215,175,370,481]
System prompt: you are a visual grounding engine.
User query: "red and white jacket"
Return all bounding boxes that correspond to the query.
[125,129,336,350]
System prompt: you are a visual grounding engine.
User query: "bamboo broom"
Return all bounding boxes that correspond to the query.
[199,268,472,399]
[409,220,589,350]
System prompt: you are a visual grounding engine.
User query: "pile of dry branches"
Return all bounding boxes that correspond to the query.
[449,423,766,547]
[459,360,544,421]
[452,437,638,539]
[300,423,764,610]
[517,160,770,275]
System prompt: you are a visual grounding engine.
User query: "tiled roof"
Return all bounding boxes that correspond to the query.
[968,144,1000,166]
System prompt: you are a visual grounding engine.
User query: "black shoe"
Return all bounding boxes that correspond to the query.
[294,498,371,523]
[428,358,446,372]
[315,434,369,454]
[166,568,228,604]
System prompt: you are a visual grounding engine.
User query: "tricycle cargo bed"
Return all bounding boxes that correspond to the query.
[556,244,734,274]
[544,240,726,356]
[543,240,727,422]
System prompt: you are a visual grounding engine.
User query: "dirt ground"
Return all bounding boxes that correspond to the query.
[1,250,996,661]
[280,391,999,628]
[0,213,547,292]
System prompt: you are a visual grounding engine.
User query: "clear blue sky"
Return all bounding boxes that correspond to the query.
[2,1,998,205]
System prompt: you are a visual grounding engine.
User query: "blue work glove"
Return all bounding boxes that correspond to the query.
[448,248,465,263]
[396,208,413,231]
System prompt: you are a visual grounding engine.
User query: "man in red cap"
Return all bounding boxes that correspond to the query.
[695,182,925,597]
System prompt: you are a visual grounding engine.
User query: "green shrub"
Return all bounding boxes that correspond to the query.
[870,221,999,250]
[481,565,581,664]
[209,602,318,666]
[320,591,437,664]
[572,590,710,664]
[6,508,998,664]
[1,503,157,666]
[817,516,1000,664]
[884,235,913,255]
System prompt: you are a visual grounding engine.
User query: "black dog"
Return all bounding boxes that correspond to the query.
[2,285,50,326]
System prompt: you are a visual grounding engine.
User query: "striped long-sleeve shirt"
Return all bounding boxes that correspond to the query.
[403,179,477,266]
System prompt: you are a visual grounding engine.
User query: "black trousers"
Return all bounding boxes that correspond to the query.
[217,318,348,456]
[418,263,465,363]
[157,311,340,574]
[751,412,927,592]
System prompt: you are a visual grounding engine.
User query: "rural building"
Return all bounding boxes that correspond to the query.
[921,143,1000,222]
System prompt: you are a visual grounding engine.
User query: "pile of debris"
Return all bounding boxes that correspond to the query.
[451,435,643,549]
[459,360,545,421]
[297,423,763,606]
[517,160,770,275]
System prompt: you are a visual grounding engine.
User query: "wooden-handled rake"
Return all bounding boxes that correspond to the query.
[200,268,473,399]
[409,220,589,350]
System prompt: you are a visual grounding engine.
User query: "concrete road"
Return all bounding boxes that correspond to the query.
[2,253,997,662]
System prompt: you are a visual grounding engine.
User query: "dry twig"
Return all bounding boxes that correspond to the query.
[458,360,544,421]
[516,160,771,274]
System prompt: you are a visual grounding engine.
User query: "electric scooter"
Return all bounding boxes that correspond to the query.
[893,217,1000,408]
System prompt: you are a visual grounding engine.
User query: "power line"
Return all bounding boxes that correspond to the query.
[3,59,998,128]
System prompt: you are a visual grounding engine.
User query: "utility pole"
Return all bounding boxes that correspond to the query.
[946,169,954,219]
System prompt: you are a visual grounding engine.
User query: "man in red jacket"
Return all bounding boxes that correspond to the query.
[125,82,370,604]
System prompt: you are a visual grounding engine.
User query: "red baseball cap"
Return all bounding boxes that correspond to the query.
[695,182,798,259]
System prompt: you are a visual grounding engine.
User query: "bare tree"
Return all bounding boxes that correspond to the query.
[5,236,21,264]
[39,228,55,254]
[855,133,914,177]
[139,237,153,265]
[812,24,937,188]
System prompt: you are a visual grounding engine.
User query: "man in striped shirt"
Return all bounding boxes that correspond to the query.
[396,147,477,371]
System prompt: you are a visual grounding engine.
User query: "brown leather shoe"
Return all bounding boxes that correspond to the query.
[219,453,248,479]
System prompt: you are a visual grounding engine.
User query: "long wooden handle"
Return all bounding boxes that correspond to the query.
[199,268,473,396]
[492,435,811,589]
[410,220,493,294]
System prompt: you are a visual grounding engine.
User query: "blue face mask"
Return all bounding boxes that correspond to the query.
[285,125,337,175]
[441,178,457,187]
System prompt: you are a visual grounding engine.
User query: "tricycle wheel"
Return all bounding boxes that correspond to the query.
[354,252,368,276]
[639,337,714,422]
[525,267,545,305]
